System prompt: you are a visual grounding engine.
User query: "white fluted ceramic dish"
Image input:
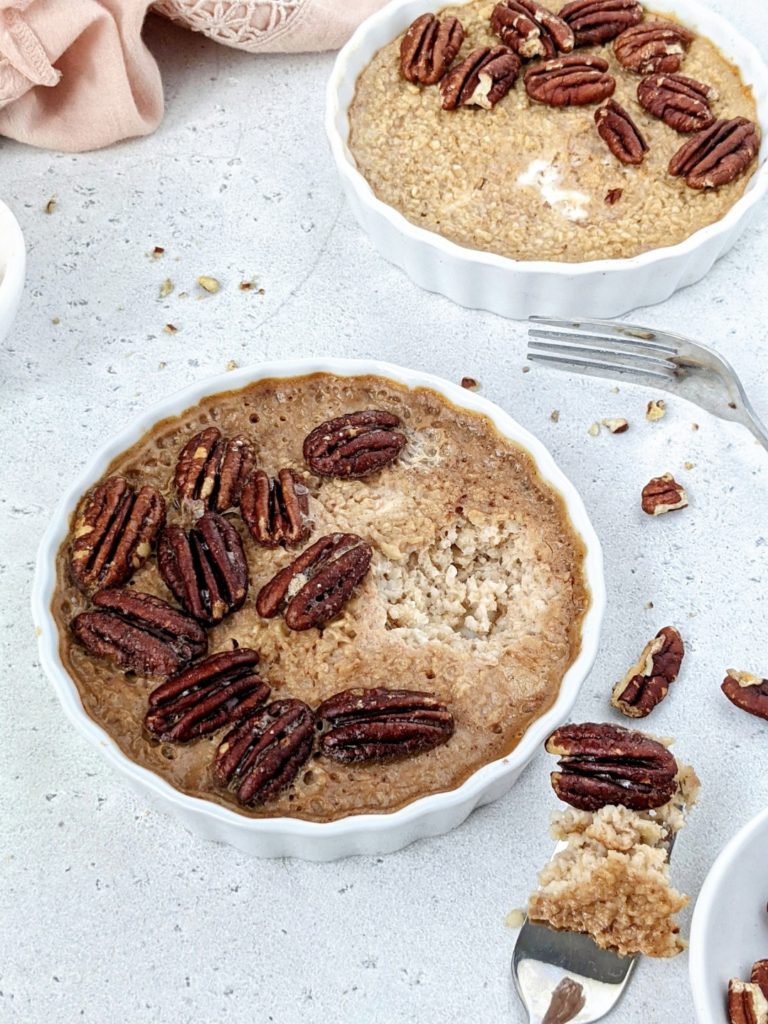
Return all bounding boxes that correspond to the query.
[32,358,605,860]
[326,0,768,319]
[0,199,25,342]
[689,807,768,1024]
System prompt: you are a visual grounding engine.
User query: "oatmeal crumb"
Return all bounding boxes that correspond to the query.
[51,317,60,326]
[504,908,526,929]
[684,461,696,470]
[159,278,174,299]
[163,323,178,334]
[588,422,601,437]
[44,197,56,214]
[197,275,221,294]
[646,399,666,422]
[610,386,620,394]
[550,410,560,423]
[226,360,238,371]
[158,361,167,369]
[602,417,629,434]
[460,377,479,390]
[522,366,530,374]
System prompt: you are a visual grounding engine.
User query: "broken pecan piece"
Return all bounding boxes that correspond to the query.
[490,1,574,60]
[638,73,716,133]
[595,99,648,165]
[728,980,768,1024]
[524,55,615,107]
[752,963,768,1001]
[239,468,312,547]
[145,649,270,741]
[722,670,768,722]
[213,698,315,806]
[440,46,521,109]
[614,20,694,75]
[70,477,165,592]
[317,687,454,763]
[641,473,688,516]
[669,118,760,189]
[174,427,255,513]
[545,722,678,811]
[157,512,248,625]
[303,410,406,479]
[71,588,207,678]
[560,0,642,45]
[611,626,684,718]
[256,532,372,631]
[400,13,465,86]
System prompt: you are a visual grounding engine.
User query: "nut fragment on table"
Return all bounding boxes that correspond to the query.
[197,275,220,294]
[641,473,688,515]
[595,99,648,164]
[614,20,694,75]
[460,376,479,390]
[611,626,684,718]
[490,0,574,59]
[524,54,615,106]
[400,12,465,85]
[728,980,768,1024]
[669,118,761,189]
[646,398,666,421]
[721,669,768,722]
[560,0,642,45]
[602,417,629,433]
[753,962,768,1001]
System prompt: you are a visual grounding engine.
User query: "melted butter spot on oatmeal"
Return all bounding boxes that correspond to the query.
[517,160,590,223]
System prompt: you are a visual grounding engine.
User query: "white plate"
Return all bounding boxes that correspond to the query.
[0,199,25,342]
[690,806,768,1023]
[31,358,605,859]
[326,0,768,319]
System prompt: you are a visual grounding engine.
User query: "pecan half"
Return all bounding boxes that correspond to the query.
[399,13,465,86]
[669,118,760,189]
[614,20,694,75]
[256,533,372,631]
[490,1,574,60]
[174,427,255,513]
[560,0,642,45]
[641,473,688,515]
[316,687,454,763]
[145,649,270,741]
[70,477,165,592]
[638,73,716,133]
[71,588,207,678]
[545,722,678,811]
[524,55,615,107]
[239,468,312,547]
[595,99,648,164]
[728,980,768,1024]
[157,512,248,625]
[440,46,521,110]
[722,670,768,722]
[752,963,768,1001]
[303,410,406,479]
[213,698,315,806]
[611,626,684,718]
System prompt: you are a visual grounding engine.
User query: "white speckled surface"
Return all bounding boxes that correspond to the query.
[2,7,767,1022]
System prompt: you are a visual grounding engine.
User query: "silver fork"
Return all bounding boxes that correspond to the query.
[527,316,768,452]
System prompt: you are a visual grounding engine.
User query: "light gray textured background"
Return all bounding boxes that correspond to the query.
[2,5,768,1022]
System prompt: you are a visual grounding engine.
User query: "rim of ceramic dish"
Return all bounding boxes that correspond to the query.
[0,199,26,308]
[32,357,606,839]
[326,0,768,276]
[689,805,768,1023]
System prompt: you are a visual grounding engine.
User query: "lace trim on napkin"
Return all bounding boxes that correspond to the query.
[151,0,308,52]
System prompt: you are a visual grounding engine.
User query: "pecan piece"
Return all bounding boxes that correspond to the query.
[157,512,248,625]
[213,698,315,806]
[490,1,574,60]
[70,477,165,591]
[722,670,768,722]
[641,473,688,515]
[174,427,255,513]
[400,13,465,86]
[560,0,642,45]
[71,588,207,678]
[752,964,768,1001]
[524,55,615,107]
[256,532,372,631]
[595,99,648,165]
[638,73,716,133]
[440,46,521,110]
[317,687,454,763]
[145,649,270,741]
[239,468,312,548]
[303,410,406,479]
[611,626,684,718]
[614,20,694,75]
[728,980,768,1024]
[545,722,678,811]
[669,117,760,189]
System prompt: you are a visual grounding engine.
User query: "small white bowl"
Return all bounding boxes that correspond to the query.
[690,807,768,1024]
[0,199,25,341]
[32,358,605,860]
[326,0,768,319]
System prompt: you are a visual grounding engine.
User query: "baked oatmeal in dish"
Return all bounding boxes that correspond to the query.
[52,374,589,821]
[347,0,761,262]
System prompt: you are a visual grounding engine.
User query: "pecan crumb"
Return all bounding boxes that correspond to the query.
[460,377,479,390]
[641,473,688,516]
[159,279,174,299]
[151,246,165,258]
[44,197,57,214]
[522,366,530,373]
[51,317,60,326]
[691,422,699,431]
[602,417,628,434]
[550,409,560,423]
[645,601,654,609]
[605,188,623,205]
[197,275,221,294]
[239,280,254,291]
[646,399,666,422]
[587,422,601,437]
[684,461,696,470]
[163,323,178,335]
[158,361,167,369]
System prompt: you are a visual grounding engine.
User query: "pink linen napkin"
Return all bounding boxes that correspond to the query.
[0,0,388,152]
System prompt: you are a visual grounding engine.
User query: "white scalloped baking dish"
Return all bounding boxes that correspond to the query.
[326,0,768,319]
[32,358,605,860]
[0,199,25,342]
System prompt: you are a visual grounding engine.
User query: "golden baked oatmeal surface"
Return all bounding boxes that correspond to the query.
[53,374,588,820]
[348,1,759,262]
